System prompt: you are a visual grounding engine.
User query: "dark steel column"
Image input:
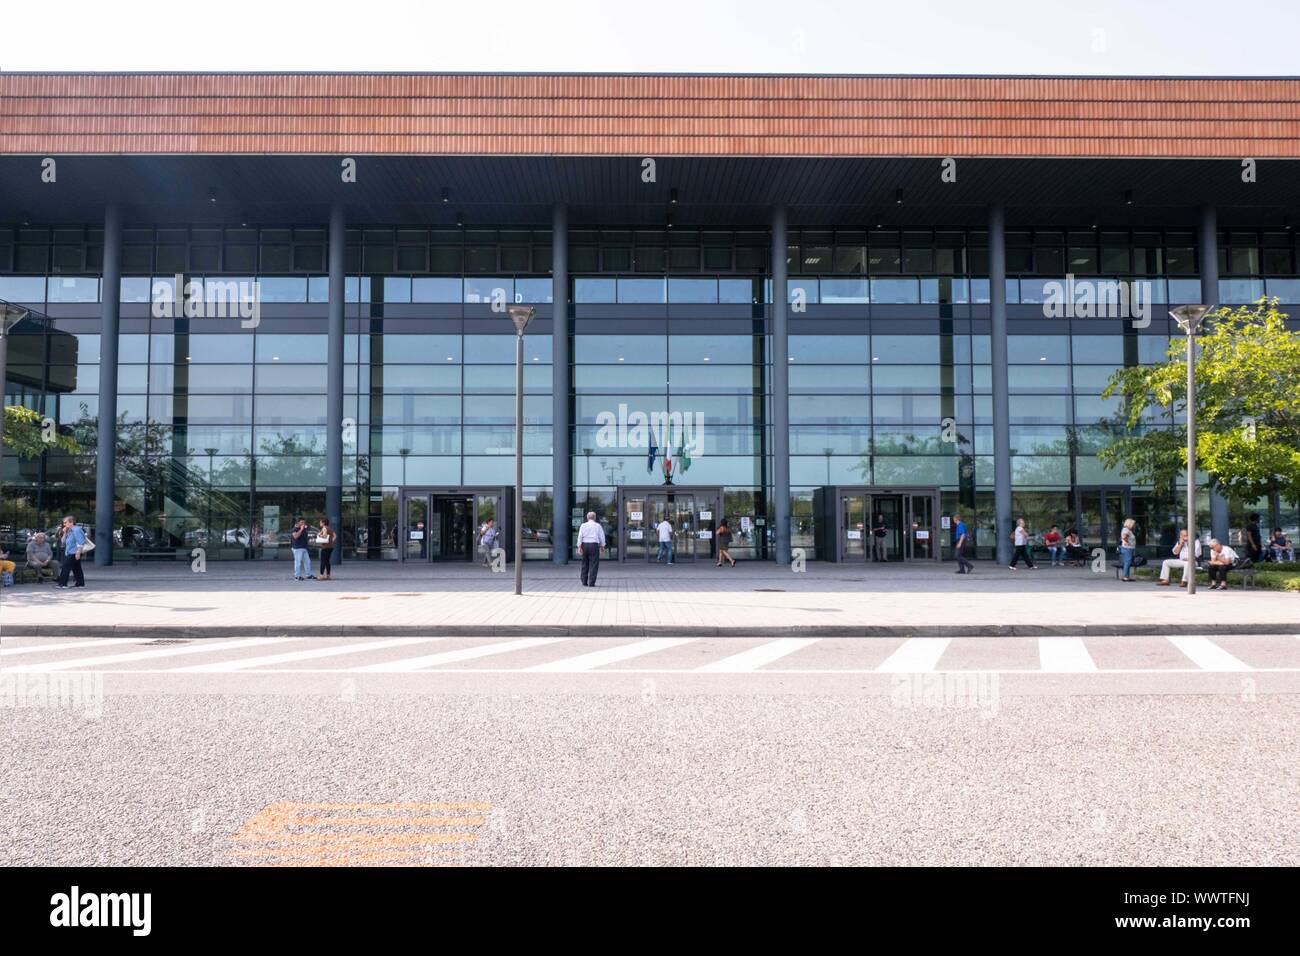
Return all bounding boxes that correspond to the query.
[326,202,345,553]
[551,204,570,564]
[771,205,791,565]
[1199,204,1229,543]
[989,204,1012,566]
[94,204,122,565]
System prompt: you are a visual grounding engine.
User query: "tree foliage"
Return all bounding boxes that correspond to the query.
[2,405,81,458]
[1100,300,1300,501]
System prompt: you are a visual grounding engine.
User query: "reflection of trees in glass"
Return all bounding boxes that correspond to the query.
[2,406,80,458]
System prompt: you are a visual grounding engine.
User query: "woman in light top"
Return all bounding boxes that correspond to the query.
[1009,518,1036,570]
[1118,517,1138,581]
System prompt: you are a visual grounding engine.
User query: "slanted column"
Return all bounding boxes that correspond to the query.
[94,203,122,565]
[551,204,570,564]
[988,204,1012,566]
[326,202,345,553]
[771,205,791,565]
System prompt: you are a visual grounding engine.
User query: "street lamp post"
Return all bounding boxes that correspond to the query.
[0,301,32,533]
[204,447,219,547]
[508,305,536,596]
[1170,304,1213,596]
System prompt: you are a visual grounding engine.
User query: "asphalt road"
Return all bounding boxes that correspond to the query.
[2,634,1297,866]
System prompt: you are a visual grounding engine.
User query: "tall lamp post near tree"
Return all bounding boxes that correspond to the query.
[508,305,535,596]
[1170,304,1214,595]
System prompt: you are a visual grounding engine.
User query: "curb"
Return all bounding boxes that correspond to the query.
[3,623,1298,639]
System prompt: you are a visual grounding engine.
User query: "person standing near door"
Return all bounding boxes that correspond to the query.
[656,516,675,564]
[871,511,887,561]
[577,512,606,587]
[316,518,336,580]
[952,513,974,574]
[1008,518,1036,570]
[291,518,314,580]
[478,518,499,568]
[716,521,736,568]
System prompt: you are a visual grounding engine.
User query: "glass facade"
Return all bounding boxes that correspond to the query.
[3,224,1298,561]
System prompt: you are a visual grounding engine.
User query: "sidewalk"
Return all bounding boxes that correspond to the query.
[0,560,1295,638]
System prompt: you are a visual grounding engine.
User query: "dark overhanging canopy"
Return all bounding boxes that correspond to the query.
[2,155,1298,229]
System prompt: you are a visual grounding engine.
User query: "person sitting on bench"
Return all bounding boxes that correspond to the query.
[1268,528,1293,563]
[25,532,60,581]
[1156,529,1201,587]
[1205,538,1239,591]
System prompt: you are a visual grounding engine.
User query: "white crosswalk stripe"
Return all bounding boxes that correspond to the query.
[0,638,147,657]
[1166,635,1252,672]
[0,635,1293,675]
[527,637,694,672]
[351,637,568,672]
[696,638,819,672]
[1038,637,1098,672]
[3,637,295,672]
[172,637,441,672]
[876,637,951,673]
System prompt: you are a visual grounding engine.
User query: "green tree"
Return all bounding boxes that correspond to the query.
[1100,299,1300,502]
[2,405,80,458]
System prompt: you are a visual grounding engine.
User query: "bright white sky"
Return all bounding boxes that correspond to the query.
[2,0,1295,74]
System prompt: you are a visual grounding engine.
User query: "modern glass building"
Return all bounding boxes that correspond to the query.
[2,73,1298,565]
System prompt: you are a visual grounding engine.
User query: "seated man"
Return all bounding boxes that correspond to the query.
[1205,538,1239,591]
[1268,528,1293,563]
[1156,529,1201,587]
[25,532,60,581]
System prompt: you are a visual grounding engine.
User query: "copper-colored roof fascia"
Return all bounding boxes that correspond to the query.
[3,73,1298,158]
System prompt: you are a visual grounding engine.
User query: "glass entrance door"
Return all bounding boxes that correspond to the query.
[906,493,936,560]
[405,496,428,560]
[644,493,697,562]
[841,494,868,560]
[620,489,722,563]
[430,495,474,561]
[1077,486,1130,553]
[867,494,904,561]
[400,492,484,562]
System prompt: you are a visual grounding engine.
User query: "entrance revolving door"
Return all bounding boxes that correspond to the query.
[399,486,513,563]
[616,486,724,563]
[814,486,941,562]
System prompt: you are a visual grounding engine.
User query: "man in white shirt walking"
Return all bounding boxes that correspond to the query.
[576,512,606,587]
[1156,529,1201,587]
[656,517,674,564]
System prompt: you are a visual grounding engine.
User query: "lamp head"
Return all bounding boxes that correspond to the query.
[507,305,536,335]
[1169,304,1213,335]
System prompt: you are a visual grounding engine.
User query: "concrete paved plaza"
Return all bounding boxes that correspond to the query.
[0,559,1295,637]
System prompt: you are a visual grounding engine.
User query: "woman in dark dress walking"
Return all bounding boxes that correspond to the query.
[716,521,736,567]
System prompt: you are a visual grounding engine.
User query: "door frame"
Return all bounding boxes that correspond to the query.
[398,486,514,563]
[1073,484,1132,553]
[821,485,942,562]
[615,485,724,563]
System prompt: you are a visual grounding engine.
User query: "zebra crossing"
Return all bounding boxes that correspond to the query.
[2,633,1298,675]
